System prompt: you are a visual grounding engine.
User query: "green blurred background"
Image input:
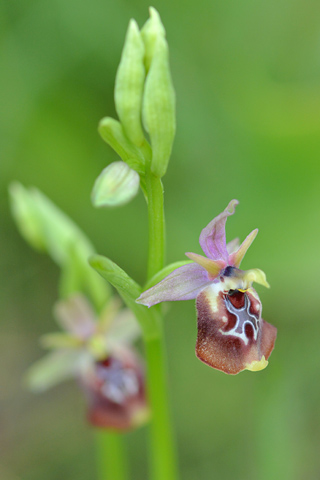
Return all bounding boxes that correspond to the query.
[1,0,320,479]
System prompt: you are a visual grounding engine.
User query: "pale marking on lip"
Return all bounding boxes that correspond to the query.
[219,293,260,346]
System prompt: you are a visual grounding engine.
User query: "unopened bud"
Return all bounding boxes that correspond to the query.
[141,7,166,72]
[9,182,110,308]
[114,19,145,147]
[9,182,45,251]
[91,161,140,208]
[142,35,176,177]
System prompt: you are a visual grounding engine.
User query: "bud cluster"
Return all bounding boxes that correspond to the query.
[92,8,176,208]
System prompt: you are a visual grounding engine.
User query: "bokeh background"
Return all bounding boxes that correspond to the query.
[1,0,320,479]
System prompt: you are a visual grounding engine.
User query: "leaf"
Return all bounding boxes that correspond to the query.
[89,255,141,300]
[89,255,159,339]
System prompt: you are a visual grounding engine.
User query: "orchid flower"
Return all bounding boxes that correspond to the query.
[137,200,277,374]
[27,295,149,430]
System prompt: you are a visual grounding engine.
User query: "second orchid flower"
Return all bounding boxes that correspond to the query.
[27,295,149,430]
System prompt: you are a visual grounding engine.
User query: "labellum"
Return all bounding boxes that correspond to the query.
[81,349,149,430]
[196,284,276,374]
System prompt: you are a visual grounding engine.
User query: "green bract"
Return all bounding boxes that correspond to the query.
[89,255,160,340]
[142,13,176,178]
[91,161,140,208]
[98,117,145,175]
[115,19,146,147]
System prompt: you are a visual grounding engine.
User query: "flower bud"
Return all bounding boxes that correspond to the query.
[91,161,140,208]
[141,14,176,177]
[98,117,145,175]
[9,182,46,251]
[9,182,93,266]
[141,7,166,72]
[9,182,109,308]
[114,19,145,147]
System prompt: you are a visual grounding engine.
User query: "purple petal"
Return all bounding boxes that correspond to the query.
[199,200,238,261]
[226,237,240,255]
[54,295,96,340]
[106,310,142,347]
[136,263,211,307]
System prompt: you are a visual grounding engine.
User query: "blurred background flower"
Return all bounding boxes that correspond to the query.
[27,294,149,431]
[1,1,320,479]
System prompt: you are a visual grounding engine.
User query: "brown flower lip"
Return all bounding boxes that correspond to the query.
[81,349,149,431]
[196,287,277,375]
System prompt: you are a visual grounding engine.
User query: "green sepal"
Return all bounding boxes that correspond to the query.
[142,36,176,178]
[115,19,146,147]
[89,255,159,339]
[98,117,145,175]
[40,332,82,350]
[25,350,82,392]
[144,260,192,290]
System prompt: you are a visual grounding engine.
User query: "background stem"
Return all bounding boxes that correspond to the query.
[145,169,179,480]
[96,430,129,480]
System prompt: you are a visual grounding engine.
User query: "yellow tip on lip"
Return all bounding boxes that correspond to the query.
[246,356,268,372]
[238,288,247,293]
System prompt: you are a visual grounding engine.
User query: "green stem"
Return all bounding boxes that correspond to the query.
[146,171,165,279]
[145,169,179,480]
[145,332,179,480]
[96,430,129,480]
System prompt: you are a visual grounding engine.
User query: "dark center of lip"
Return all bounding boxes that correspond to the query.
[228,289,239,296]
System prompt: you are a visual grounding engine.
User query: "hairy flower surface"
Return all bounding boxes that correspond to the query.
[27,295,149,430]
[137,200,277,374]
